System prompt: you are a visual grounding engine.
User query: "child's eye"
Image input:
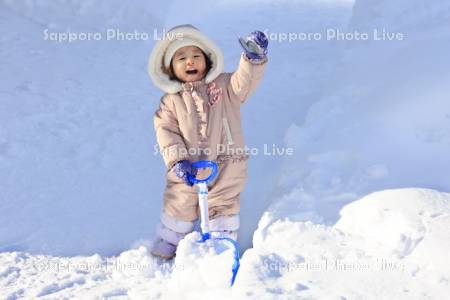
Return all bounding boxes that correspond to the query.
[194,55,200,58]
[178,57,186,61]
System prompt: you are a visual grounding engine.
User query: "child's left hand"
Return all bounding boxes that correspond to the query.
[238,30,269,60]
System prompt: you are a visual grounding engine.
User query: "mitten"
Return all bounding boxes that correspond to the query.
[238,30,269,60]
[174,160,197,186]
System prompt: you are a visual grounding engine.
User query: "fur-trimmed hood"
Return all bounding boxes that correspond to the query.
[148,24,224,94]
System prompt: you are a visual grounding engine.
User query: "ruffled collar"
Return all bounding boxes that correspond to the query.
[181,79,207,92]
[180,79,223,107]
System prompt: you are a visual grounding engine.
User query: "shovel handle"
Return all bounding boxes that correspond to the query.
[187,160,218,185]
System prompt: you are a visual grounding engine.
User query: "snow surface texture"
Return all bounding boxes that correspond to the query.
[1,188,448,299]
[246,188,450,300]
[1,0,450,298]
[275,0,450,225]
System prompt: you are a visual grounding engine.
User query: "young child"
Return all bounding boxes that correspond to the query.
[148,24,268,259]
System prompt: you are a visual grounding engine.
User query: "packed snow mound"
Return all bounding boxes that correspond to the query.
[243,188,450,299]
[171,232,236,289]
[335,188,450,260]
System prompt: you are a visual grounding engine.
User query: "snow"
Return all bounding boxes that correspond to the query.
[243,188,450,299]
[2,188,448,299]
[274,0,450,227]
[168,233,237,294]
[1,0,450,298]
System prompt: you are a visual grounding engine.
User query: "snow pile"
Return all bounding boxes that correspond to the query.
[242,188,450,299]
[170,232,236,290]
[335,189,449,260]
[2,188,447,299]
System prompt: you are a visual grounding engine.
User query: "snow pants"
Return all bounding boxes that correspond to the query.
[162,160,247,222]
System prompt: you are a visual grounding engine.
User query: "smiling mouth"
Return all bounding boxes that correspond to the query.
[186,70,198,75]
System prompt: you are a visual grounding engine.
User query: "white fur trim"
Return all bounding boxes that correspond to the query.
[209,214,240,231]
[148,25,224,94]
[160,211,195,233]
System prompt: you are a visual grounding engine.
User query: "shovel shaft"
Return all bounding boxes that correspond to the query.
[190,161,240,286]
[198,182,210,238]
[189,161,218,241]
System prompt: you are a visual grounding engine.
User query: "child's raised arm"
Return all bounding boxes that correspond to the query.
[228,30,269,104]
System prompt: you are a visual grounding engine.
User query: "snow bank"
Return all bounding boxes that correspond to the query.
[349,0,450,33]
[273,0,450,225]
[0,0,170,30]
[243,188,450,299]
[2,188,448,299]
[335,188,450,260]
[0,2,168,256]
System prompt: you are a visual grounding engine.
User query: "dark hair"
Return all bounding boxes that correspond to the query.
[164,49,212,82]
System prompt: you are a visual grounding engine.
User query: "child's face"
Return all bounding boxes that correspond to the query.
[171,46,207,82]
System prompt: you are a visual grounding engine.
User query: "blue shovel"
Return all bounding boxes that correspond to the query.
[187,160,240,286]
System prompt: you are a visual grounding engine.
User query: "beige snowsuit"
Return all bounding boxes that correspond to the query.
[154,54,267,222]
